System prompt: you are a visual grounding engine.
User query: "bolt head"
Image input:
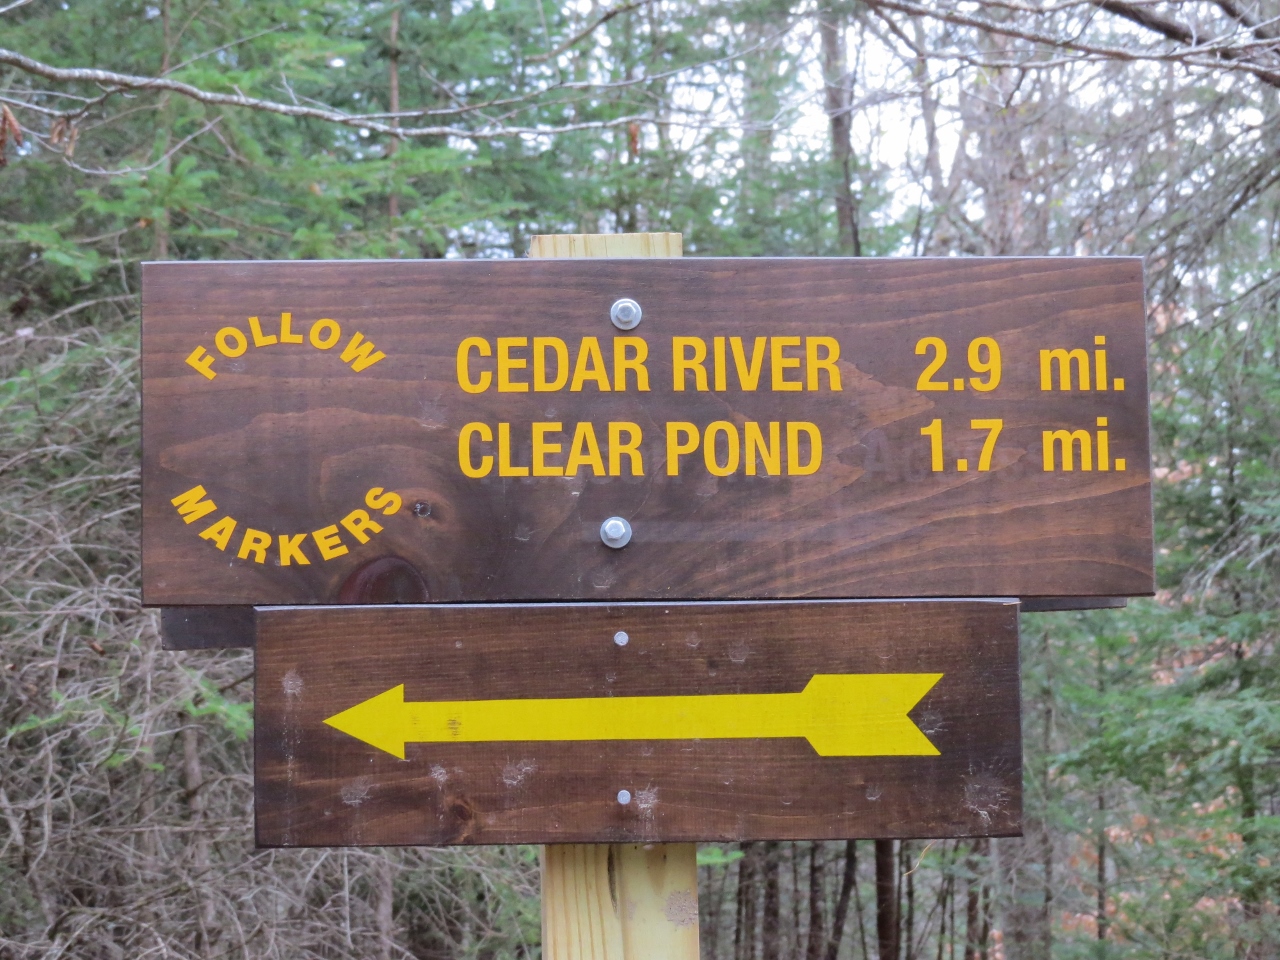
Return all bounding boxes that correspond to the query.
[599,516,632,548]
[614,631,629,647]
[610,298,642,330]
[617,789,632,805]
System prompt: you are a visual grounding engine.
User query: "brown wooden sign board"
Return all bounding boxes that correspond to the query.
[254,599,1021,846]
[142,257,1152,606]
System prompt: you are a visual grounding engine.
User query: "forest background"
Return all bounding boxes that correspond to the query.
[1,0,1278,958]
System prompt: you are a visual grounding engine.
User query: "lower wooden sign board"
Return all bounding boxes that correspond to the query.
[254,599,1020,846]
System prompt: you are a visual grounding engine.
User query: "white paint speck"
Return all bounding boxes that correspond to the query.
[635,785,659,816]
[341,777,372,806]
[501,759,537,788]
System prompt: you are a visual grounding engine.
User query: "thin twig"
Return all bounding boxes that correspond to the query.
[58,117,222,175]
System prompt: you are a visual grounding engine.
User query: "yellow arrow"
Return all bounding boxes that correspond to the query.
[323,674,943,760]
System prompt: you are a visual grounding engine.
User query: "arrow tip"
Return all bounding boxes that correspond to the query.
[323,684,408,759]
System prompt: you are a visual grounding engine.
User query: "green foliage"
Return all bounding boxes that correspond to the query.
[698,845,746,867]
[185,677,254,740]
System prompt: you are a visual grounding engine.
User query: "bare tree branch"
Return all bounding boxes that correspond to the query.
[527,0,654,62]
[1212,0,1280,42]
[1090,0,1280,82]
[0,47,648,139]
[857,0,1280,87]
[1092,0,1201,45]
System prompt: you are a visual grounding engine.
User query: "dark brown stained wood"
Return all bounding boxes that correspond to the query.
[160,551,431,650]
[160,605,255,649]
[253,599,1021,846]
[1020,596,1126,612]
[158,593,1124,650]
[142,257,1153,606]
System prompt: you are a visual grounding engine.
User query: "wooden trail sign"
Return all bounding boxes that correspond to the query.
[142,256,1153,608]
[253,599,1021,846]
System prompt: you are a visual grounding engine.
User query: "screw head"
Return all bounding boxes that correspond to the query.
[617,789,632,805]
[610,298,642,330]
[600,516,632,548]
[614,631,629,647]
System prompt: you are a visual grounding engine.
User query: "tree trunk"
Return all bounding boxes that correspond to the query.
[854,839,871,960]
[736,842,759,960]
[388,7,400,222]
[876,839,899,960]
[963,840,989,960]
[375,855,395,960]
[825,840,857,960]
[792,842,805,958]
[1096,646,1108,946]
[1041,637,1055,960]
[819,1,860,255]
[903,841,914,960]
[935,866,951,960]
[152,0,173,260]
[807,843,826,960]
[1235,655,1269,960]
[762,841,781,960]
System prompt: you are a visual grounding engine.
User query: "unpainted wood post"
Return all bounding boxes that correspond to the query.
[542,844,700,960]
[531,230,699,960]
[527,232,683,259]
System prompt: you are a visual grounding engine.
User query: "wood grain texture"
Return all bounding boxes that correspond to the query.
[541,844,699,960]
[528,233,683,258]
[614,843,699,959]
[542,845,625,960]
[142,257,1152,605]
[253,599,1021,845]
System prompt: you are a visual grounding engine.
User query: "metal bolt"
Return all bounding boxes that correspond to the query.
[614,631,629,647]
[610,298,642,330]
[617,789,632,805]
[600,516,632,549]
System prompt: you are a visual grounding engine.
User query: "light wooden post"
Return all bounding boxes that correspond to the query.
[527,232,683,259]
[530,231,700,960]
